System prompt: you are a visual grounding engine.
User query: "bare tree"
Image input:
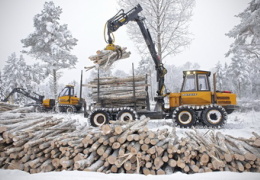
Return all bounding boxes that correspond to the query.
[118,0,195,60]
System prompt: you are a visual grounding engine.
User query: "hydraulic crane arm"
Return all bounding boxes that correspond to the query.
[106,4,167,106]
[2,88,44,104]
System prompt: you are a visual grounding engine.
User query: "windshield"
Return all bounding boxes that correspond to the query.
[183,74,196,91]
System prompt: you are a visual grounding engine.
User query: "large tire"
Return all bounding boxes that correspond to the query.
[201,105,227,128]
[89,110,110,127]
[66,105,76,113]
[116,109,136,121]
[173,106,196,128]
[34,105,43,113]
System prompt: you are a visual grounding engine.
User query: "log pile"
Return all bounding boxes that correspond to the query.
[85,47,131,70]
[0,102,19,112]
[0,113,259,174]
[0,102,34,113]
[88,75,148,109]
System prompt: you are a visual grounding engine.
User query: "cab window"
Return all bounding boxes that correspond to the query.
[59,88,69,97]
[183,74,196,91]
[198,74,209,91]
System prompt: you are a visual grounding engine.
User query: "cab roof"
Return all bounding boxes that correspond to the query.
[183,70,211,76]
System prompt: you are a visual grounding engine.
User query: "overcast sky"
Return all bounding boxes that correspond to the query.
[0,0,250,84]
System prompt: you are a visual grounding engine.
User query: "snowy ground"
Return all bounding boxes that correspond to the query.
[0,169,259,180]
[0,110,260,179]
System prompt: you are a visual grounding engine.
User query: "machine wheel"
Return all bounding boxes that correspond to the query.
[172,106,196,128]
[201,105,227,128]
[66,106,76,113]
[89,110,110,127]
[34,105,43,113]
[116,109,136,121]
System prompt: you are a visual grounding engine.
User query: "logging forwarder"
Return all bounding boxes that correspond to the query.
[86,4,238,128]
[2,85,85,113]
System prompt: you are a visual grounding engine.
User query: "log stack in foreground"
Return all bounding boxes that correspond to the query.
[0,112,260,175]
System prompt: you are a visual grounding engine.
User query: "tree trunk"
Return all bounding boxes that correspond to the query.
[53,69,57,99]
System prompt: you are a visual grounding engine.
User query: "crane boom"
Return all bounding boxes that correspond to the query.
[2,88,44,104]
[106,4,167,110]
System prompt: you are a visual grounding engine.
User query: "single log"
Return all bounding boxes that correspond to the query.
[85,158,104,171]
[107,150,118,165]
[103,147,112,159]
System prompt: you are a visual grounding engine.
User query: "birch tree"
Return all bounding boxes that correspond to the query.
[21,1,78,98]
[118,0,195,60]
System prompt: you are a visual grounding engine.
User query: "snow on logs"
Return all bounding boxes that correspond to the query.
[0,113,260,174]
[85,47,131,70]
[0,102,34,113]
[0,102,19,113]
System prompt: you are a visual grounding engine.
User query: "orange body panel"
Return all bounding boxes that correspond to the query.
[42,99,53,108]
[58,96,80,105]
[169,91,237,108]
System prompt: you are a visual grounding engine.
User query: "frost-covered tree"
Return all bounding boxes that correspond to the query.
[0,71,4,99]
[214,61,224,90]
[48,71,63,98]
[135,57,153,76]
[2,53,28,103]
[226,0,260,61]
[21,1,78,98]
[113,70,129,77]
[165,64,182,92]
[249,59,260,98]
[226,0,260,99]
[1,53,46,104]
[135,57,157,100]
[182,61,200,71]
[165,62,200,92]
[228,55,251,97]
[24,63,46,89]
[118,0,194,60]
[221,63,231,91]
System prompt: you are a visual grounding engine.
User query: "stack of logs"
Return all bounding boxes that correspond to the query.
[88,75,148,109]
[0,102,19,112]
[0,112,259,174]
[86,47,131,70]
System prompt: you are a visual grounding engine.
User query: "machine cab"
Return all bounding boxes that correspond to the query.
[58,85,79,105]
[180,70,212,105]
[181,70,211,92]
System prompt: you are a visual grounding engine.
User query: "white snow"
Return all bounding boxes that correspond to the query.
[0,110,260,179]
[46,22,54,33]
[0,169,259,180]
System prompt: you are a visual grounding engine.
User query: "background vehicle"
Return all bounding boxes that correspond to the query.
[2,85,85,113]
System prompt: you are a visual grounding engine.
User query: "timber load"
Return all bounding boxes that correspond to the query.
[85,47,131,71]
[0,112,260,174]
[88,75,149,110]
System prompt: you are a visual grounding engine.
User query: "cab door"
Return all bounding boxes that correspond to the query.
[181,73,212,105]
[58,87,71,105]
